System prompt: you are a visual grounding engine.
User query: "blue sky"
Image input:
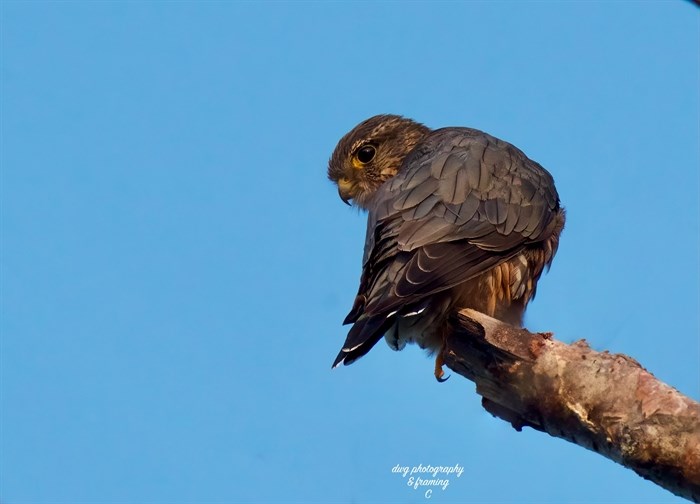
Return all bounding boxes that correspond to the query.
[1,1,697,503]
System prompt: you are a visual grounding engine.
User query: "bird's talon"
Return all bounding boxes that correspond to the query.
[436,372,450,383]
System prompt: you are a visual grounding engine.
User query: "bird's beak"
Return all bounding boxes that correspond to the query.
[337,180,353,206]
[338,188,351,205]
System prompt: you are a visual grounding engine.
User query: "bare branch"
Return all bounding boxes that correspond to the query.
[443,309,700,502]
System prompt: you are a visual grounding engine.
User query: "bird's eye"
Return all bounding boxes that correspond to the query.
[356,145,376,164]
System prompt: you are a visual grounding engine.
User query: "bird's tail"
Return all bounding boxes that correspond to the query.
[332,314,395,368]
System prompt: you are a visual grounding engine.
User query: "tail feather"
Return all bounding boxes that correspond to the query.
[332,314,395,368]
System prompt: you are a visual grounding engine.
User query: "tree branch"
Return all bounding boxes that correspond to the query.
[443,309,700,502]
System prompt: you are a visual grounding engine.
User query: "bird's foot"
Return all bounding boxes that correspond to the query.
[434,350,450,382]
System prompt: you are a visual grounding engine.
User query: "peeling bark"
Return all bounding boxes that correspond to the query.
[443,309,700,502]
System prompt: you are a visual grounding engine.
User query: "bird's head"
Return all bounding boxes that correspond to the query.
[327,114,430,209]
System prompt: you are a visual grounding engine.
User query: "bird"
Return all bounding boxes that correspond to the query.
[327,114,565,381]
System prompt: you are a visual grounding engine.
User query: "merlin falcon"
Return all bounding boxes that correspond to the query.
[327,115,565,381]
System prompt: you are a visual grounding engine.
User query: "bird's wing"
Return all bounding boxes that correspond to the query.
[334,128,561,366]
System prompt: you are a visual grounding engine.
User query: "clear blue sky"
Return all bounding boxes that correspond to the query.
[1,2,697,503]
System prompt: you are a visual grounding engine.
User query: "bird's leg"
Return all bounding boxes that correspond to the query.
[434,328,450,382]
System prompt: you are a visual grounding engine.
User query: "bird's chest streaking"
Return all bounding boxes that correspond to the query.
[327,114,565,380]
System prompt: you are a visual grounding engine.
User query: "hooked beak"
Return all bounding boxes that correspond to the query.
[337,180,353,206]
[338,187,351,206]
